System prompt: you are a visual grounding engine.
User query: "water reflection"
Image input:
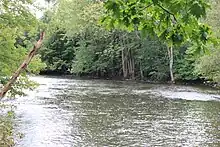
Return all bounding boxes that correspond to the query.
[15,76,220,147]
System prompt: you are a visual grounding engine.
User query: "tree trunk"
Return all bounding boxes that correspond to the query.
[168,45,175,83]
[140,62,144,80]
[0,32,45,99]
[121,35,129,79]
[131,50,135,79]
[121,34,136,80]
[127,50,132,78]
[129,49,135,80]
[122,48,127,78]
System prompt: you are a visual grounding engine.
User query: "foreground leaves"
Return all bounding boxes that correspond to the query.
[102,0,212,47]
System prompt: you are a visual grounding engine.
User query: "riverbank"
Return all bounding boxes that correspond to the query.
[0,105,15,147]
[39,71,220,90]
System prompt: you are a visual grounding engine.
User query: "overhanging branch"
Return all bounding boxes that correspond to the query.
[0,31,45,99]
[157,4,177,23]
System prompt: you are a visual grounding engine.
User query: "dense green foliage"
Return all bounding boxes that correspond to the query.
[1,0,218,88]
[196,49,220,82]
[0,0,45,118]
[102,0,212,47]
[41,0,219,83]
[194,0,220,83]
[0,0,45,96]
[41,30,76,73]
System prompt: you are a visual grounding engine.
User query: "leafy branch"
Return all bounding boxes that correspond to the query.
[157,4,177,24]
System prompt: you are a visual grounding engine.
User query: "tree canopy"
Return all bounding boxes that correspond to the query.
[0,0,45,97]
[102,0,213,47]
[38,0,220,84]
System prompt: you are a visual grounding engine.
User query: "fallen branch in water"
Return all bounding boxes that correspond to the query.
[0,32,45,99]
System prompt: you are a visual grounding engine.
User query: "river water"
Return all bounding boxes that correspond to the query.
[13,76,220,147]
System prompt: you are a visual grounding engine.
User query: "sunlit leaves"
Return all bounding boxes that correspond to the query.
[102,0,212,47]
[49,0,104,36]
[0,0,42,96]
[0,0,37,31]
[195,49,220,82]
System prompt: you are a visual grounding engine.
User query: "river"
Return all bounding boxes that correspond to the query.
[13,76,219,147]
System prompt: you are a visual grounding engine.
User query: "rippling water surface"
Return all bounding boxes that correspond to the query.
[14,76,220,147]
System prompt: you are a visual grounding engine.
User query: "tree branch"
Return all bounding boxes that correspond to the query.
[0,31,45,99]
[157,4,177,23]
[141,3,153,11]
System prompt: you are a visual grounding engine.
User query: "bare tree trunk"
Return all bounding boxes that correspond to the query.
[129,49,135,80]
[121,36,128,79]
[122,48,127,78]
[0,32,45,99]
[131,50,135,79]
[124,51,128,79]
[168,45,175,83]
[127,50,131,78]
[140,62,144,80]
[121,34,126,79]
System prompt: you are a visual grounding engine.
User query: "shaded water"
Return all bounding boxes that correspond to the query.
[14,76,220,147]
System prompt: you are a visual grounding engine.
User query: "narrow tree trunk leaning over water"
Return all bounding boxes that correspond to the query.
[0,32,45,99]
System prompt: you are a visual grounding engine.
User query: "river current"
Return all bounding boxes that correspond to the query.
[13,76,220,147]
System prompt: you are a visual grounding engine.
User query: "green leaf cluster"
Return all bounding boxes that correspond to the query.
[102,0,212,47]
[0,0,45,97]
